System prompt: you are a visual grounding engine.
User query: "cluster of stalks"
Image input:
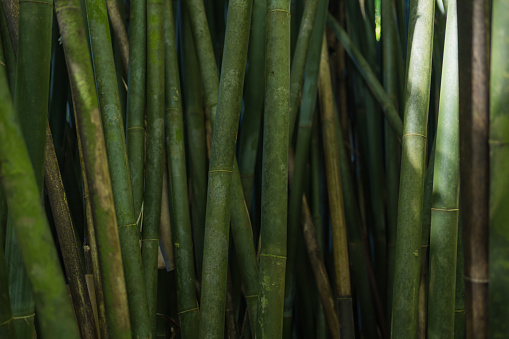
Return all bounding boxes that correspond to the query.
[0,0,507,338]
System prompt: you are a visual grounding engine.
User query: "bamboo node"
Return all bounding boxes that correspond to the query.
[266,9,290,16]
[245,294,258,299]
[402,132,426,139]
[126,126,145,131]
[463,275,489,283]
[141,238,158,242]
[431,207,459,212]
[178,307,198,315]
[118,222,137,230]
[488,139,509,146]
[12,313,35,326]
[260,253,286,260]
[209,169,233,174]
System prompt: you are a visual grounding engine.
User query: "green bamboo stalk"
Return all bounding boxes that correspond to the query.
[181,8,207,278]
[361,0,387,309]
[7,0,53,335]
[489,0,509,336]
[327,13,404,140]
[391,0,434,336]
[287,0,320,141]
[142,0,165,334]
[44,122,99,339]
[106,0,128,75]
[54,0,132,336]
[126,0,146,220]
[198,0,253,336]
[318,34,354,338]
[383,0,401,329]
[163,1,200,337]
[457,0,490,337]
[0,240,15,339]
[185,0,259,334]
[85,0,151,336]
[1,0,18,54]
[427,0,459,336]
[0,44,80,339]
[0,2,15,95]
[237,0,266,208]
[256,1,290,337]
[396,0,406,54]
[283,0,326,334]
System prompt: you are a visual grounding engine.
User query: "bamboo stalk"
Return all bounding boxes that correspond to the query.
[237,0,266,208]
[0,2,15,95]
[457,0,490,337]
[44,122,99,339]
[181,8,207,278]
[489,0,509,336]
[85,0,151,335]
[327,13,403,140]
[1,0,17,54]
[391,0,434,336]
[454,223,465,339]
[427,0,459,336]
[283,0,326,334]
[106,0,128,75]
[0,44,80,339]
[318,33,354,338]
[198,0,252,336]
[141,0,165,334]
[163,1,200,337]
[54,0,132,336]
[383,0,401,330]
[125,0,146,220]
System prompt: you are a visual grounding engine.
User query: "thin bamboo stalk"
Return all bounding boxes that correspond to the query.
[457,0,490,337]
[237,0,266,208]
[0,2,15,95]
[0,243,15,339]
[163,1,200,337]
[383,0,401,329]
[256,1,290,337]
[454,224,465,338]
[141,0,165,334]
[283,0,326,334]
[185,0,259,333]
[106,0,128,75]
[1,0,17,54]
[318,33,354,338]
[125,0,146,220]
[427,0,459,336]
[327,13,403,140]
[44,122,98,339]
[181,8,207,278]
[391,0,435,336]
[85,0,151,335]
[0,48,80,339]
[489,0,509,336]
[54,0,132,336]
[198,0,253,336]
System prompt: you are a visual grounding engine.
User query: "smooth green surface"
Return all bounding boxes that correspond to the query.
[0,40,80,339]
[256,1,290,337]
[198,0,252,337]
[142,0,165,335]
[427,0,459,336]
[85,0,150,336]
[391,0,434,336]
[54,0,132,336]
[126,0,146,218]
[489,0,509,336]
[163,1,199,337]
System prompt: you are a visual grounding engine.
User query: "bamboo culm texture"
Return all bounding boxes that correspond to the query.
[142,0,165,334]
[391,0,434,336]
[427,0,459,336]
[256,0,290,337]
[198,0,253,337]
[54,0,132,336]
[85,0,151,336]
[0,43,80,339]
[163,1,200,337]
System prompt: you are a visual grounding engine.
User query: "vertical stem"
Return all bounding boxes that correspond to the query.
[256,1,290,337]
[457,0,490,337]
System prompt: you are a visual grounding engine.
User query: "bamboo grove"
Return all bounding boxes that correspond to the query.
[0,0,507,337]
